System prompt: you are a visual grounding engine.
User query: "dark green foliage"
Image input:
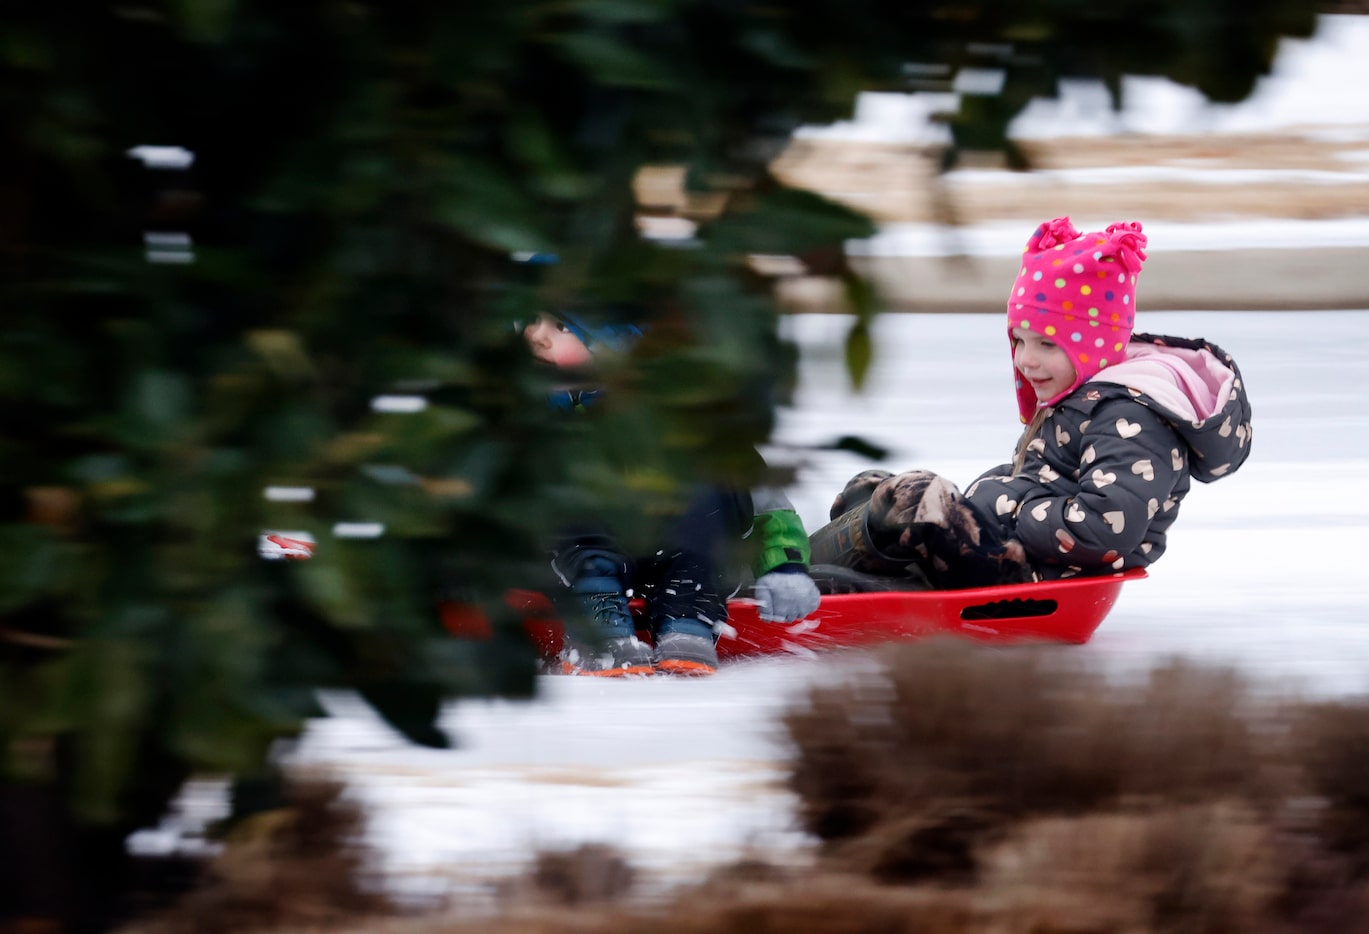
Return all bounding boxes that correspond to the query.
[0,0,1313,925]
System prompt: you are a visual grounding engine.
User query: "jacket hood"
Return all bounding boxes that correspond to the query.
[1074,333,1252,483]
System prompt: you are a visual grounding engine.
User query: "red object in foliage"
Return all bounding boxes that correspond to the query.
[440,569,1146,662]
[439,589,568,658]
[259,533,316,560]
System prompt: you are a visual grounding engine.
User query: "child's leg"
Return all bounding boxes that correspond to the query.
[639,485,745,675]
[827,468,894,520]
[809,470,922,577]
[808,496,919,576]
[551,534,629,593]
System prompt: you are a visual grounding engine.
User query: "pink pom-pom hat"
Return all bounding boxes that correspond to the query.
[1007,216,1148,421]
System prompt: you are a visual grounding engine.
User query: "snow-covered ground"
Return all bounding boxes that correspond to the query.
[139,12,1369,909]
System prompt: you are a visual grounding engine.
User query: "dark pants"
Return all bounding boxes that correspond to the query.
[809,469,1033,590]
[553,485,748,634]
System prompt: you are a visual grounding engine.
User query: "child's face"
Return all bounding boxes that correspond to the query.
[523,312,592,369]
[1012,327,1077,403]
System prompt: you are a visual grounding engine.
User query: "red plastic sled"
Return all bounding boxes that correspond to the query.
[441,569,1146,661]
[714,568,1146,659]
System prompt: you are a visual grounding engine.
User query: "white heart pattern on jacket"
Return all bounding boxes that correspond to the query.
[995,494,1018,516]
[1081,444,1096,465]
[1103,511,1125,533]
[1089,468,1117,489]
[1039,465,1060,483]
[1065,502,1086,522]
[1054,423,1071,446]
[1115,418,1142,439]
[1131,459,1154,481]
[1031,501,1050,522]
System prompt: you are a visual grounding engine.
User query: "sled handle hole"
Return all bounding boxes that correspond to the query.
[960,597,1058,621]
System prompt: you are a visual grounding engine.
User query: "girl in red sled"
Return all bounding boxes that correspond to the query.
[810,217,1252,589]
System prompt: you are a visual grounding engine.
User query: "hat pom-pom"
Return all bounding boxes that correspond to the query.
[1105,221,1148,273]
[1026,216,1080,253]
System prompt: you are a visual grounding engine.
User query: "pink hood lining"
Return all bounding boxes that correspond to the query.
[1089,342,1234,423]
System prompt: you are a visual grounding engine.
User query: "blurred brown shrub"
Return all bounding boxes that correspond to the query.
[785,642,1278,857]
[131,774,393,934]
[780,640,1369,932]
[120,646,1369,934]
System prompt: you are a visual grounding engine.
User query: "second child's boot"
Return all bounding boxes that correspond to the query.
[558,551,654,677]
[644,556,726,676]
[653,616,719,676]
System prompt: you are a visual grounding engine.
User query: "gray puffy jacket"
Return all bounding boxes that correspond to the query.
[965,334,1252,579]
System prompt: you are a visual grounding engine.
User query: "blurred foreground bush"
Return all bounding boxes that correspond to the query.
[1,0,1314,928]
[140,645,1369,933]
[780,641,1369,933]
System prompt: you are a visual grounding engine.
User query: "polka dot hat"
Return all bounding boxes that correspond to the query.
[1007,216,1149,422]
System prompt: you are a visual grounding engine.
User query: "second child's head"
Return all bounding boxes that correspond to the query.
[523,312,593,368]
[522,309,643,370]
[1006,217,1148,421]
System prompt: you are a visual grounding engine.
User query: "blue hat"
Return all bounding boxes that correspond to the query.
[551,308,643,353]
